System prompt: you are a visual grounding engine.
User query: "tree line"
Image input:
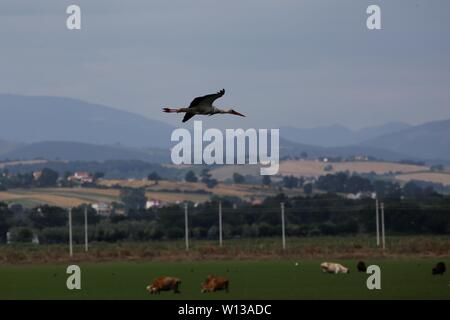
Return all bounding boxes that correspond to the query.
[1,189,449,244]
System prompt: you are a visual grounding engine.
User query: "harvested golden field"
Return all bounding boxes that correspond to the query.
[0,183,264,208]
[211,165,261,181]
[0,190,85,207]
[211,160,429,180]
[47,187,119,198]
[0,159,48,169]
[101,179,307,200]
[99,179,199,189]
[395,172,450,186]
[280,160,428,177]
[0,187,212,207]
[98,179,265,198]
[144,192,209,203]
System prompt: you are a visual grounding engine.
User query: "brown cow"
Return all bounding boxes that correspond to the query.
[201,275,229,293]
[146,276,181,294]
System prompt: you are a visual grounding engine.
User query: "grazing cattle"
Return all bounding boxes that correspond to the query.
[201,275,229,293]
[357,261,367,273]
[320,262,350,274]
[432,262,446,276]
[146,276,181,294]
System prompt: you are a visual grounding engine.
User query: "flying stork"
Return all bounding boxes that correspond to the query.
[162,89,245,123]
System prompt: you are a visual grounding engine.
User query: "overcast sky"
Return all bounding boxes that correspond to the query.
[1,0,449,130]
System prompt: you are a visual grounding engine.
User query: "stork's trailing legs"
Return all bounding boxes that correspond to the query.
[162,108,188,113]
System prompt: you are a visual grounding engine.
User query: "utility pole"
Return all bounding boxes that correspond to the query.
[184,203,189,251]
[68,207,73,257]
[219,201,223,247]
[381,202,386,250]
[84,206,88,252]
[281,202,286,250]
[376,199,380,247]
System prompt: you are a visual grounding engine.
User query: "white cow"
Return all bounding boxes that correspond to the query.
[320,262,350,274]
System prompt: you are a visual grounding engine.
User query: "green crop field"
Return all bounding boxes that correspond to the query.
[0,260,449,300]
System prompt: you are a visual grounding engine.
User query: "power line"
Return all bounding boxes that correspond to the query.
[376,199,380,247]
[68,207,73,257]
[84,205,88,252]
[184,202,189,251]
[281,202,286,250]
[381,202,386,250]
[219,201,223,247]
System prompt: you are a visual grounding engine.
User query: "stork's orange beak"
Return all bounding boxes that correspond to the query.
[231,110,245,117]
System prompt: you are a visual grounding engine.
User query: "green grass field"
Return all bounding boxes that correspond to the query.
[0,260,449,299]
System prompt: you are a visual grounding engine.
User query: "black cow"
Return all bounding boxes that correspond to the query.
[357,261,367,273]
[432,262,446,276]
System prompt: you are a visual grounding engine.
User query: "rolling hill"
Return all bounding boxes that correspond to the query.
[279,137,407,161]
[0,94,174,148]
[210,159,429,181]
[0,137,406,164]
[2,93,449,163]
[363,119,450,161]
[0,141,169,163]
[280,122,410,147]
[282,119,450,162]
[0,139,20,156]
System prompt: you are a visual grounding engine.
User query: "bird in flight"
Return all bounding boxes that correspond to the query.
[163,89,245,123]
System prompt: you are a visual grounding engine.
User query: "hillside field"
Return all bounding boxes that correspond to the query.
[0,187,210,208]
[0,159,48,169]
[211,160,429,181]
[395,172,450,186]
[0,159,448,208]
[0,182,292,208]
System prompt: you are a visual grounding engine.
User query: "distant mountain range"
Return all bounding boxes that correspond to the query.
[1,141,169,163]
[1,93,449,163]
[0,94,174,148]
[278,138,408,162]
[362,119,450,161]
[0,139,20,156]
[0,138,406,164]
[280,122,411,147]
[282,120,450,162]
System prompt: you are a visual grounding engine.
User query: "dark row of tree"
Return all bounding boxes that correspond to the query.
[0,168,59,189]
[2,189,450,243]
[314,172,447,199]
[0,168,106,190]
[1,160,186,180]
[184,169,218,188]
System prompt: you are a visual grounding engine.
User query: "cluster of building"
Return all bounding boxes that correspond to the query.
[30,170,94,184]
[90,199,167,216]
[66,172,94,184]
[346,192,377,200]
[32,170,95,184]
[318,155,371,163]
[6,198,167,220]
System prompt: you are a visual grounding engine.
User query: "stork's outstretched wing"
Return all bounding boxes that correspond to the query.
[189,89,225,108]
